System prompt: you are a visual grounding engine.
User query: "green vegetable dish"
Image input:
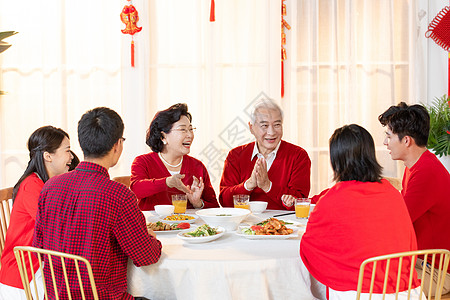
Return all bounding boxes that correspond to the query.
[183,224,219,237]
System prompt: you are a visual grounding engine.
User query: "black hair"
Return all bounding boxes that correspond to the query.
[146,103,192,152]
[13,126,69,201]
[378,102,430,147]
[329,124,382,183]
[68,150,80,171]
[78,107,124,158]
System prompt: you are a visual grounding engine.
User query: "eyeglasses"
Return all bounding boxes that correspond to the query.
[171,127,196,134]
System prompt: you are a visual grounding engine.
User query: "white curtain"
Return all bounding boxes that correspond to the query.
[0,0,445,196]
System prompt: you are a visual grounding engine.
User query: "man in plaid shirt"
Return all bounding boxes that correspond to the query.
[33,107,162,300]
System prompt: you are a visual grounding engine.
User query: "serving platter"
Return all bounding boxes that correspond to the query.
[177,226,226,244]
[235,225,300,240]
[153,225,196,235]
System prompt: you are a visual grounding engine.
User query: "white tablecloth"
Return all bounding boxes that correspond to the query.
[127,210,326,300]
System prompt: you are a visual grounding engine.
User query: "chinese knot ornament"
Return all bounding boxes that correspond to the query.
[120,1,142,67]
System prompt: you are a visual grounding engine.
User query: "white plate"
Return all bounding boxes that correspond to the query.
[235,225,300,240]
[177,227,225,244]
[276,219,304,227]
[154,225,196,235]
[159,214,198,224]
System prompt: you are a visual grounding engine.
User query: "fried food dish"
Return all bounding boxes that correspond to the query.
[147,221,189,231]
[253,218,293,235]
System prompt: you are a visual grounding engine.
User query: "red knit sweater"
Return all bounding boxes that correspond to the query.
[130,152,219,210]
[300,179,419,292]
[219,140,311,210]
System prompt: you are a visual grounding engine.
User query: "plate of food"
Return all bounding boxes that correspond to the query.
[235,217,300,240]
[147,221,193,234]
[177,224,225,243]
[160,214,198,224]
[269,218,303,227]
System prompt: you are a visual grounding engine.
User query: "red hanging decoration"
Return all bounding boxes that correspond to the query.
[120,1,142,67]
[210,0,215,22]
[425,6,450,98]
[281,0,291,98]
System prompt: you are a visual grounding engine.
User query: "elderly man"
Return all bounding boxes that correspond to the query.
[379,102,450,296]
[219,99,311,210]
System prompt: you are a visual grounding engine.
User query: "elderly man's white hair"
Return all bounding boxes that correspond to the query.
[249,98,284,124]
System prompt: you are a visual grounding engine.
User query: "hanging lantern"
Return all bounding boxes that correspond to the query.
[425,6,450,98]
[120,1,142,67]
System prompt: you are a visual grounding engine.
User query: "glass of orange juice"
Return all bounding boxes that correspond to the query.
[171,194,187,214]
[233,194,250,210]
[295,198,311,219]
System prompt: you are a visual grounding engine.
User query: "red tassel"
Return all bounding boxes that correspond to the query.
[448,52,450,97]
[281,60,285,98]
[131,40,135,67]
[210,0,215,22]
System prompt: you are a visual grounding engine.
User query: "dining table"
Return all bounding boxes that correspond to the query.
[127,208,326,300]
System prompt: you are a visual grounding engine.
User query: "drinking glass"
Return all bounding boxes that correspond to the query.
[172,194,187,214]
[233,194,250,210]
[295,198,311,219]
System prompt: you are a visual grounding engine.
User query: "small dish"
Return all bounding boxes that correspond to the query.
[177,226,225,244]
[154,205,175,217]
[160,214,198,224]
[249,201,268,214]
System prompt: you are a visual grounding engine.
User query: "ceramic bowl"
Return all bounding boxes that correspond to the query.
[249,201,268,214]
[195,208,251,231]
[154,205,175,217]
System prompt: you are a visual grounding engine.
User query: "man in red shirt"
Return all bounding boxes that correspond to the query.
[379,102,450,296]
[33,107,162,300]
[219,99,311,210]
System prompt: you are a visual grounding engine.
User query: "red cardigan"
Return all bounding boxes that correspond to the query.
[300,179,419,293]
[130,152,219,210]
[0,173,43,288]
[219,140,311,210]
[402,150,450,252]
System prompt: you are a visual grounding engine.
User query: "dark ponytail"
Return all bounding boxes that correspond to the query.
[12,126,69,202]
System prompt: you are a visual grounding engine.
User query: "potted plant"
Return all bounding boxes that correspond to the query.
[424,95,450,158]
[0,31,18,95]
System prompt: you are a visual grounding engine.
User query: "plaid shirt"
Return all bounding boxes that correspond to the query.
[33,161,162,299]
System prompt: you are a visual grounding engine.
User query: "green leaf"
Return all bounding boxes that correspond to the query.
[0,31,18,41]
[425,95,450,157]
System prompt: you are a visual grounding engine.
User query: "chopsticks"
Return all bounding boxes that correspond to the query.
[272,211,296,217]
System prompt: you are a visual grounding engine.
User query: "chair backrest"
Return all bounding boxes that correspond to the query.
[112,175,131,188]
[0,186,13,255]
[356,249,450,300]
[384,176,402,191]
[14,246,99,300]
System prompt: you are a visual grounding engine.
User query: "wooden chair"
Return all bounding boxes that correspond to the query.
[356,249,450,300]
[14,246,99,300]
[112,175,131,188]
[384,176,402,191]
[0,186,13,255]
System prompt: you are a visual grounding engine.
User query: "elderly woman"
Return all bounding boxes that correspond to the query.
[130,103,219,210]
[300,124,421,299]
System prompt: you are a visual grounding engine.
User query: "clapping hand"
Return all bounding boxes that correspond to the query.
[166,174,192,194]
[254,157,270,192]
[187,176,204,208]
[245,157,271,192]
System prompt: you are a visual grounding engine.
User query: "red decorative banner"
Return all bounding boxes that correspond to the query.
[210,0,215,22]
[281,0,291,98]
[120,1,142,67]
